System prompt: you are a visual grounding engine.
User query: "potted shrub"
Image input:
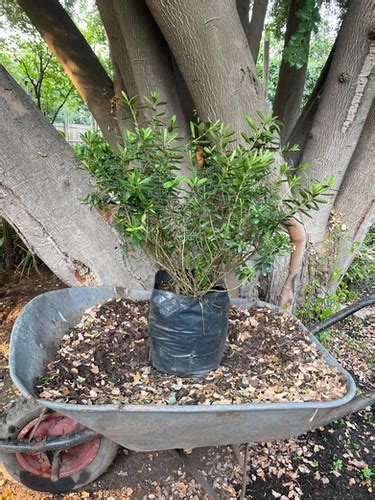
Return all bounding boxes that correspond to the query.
[78,92,333,376]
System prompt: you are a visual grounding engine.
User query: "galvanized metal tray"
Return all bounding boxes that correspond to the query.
[9,286,356,452]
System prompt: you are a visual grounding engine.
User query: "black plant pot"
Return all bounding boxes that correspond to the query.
[148,271,230,376]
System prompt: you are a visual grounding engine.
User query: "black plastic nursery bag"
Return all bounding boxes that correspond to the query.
[149,285,230,376]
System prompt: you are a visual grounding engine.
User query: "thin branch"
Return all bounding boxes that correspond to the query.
[20,60,39,105]
[50,86,74,124]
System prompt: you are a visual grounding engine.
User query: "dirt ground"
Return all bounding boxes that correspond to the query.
[0,271,373,499]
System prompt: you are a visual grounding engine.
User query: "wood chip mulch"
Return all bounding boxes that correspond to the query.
[36,299,348,405]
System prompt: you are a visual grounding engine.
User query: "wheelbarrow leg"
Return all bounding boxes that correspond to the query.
[174,449,220,499]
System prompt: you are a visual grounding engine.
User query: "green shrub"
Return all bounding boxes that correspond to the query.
[78,92,332,296]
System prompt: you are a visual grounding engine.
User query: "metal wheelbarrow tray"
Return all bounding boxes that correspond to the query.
[8,286,359,452]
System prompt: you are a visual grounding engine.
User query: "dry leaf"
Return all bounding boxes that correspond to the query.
[298,464,311,474]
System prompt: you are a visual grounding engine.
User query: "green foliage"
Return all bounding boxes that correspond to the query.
[0,0,108,124]
[332,458,344,472]
[297,223,347,325]
[340,227,375,293]
[0,32,82,124]
[0,220,39,276]
[303,27,333,99]
[258,1,340,106]
[269,0,290,40]
[0,0,78,33]
[297,226,374,325]
[78,92,332,296]
[73,0,111,75]
[0,0,31,33]
[284,0,323,69]
[361,466,374,480]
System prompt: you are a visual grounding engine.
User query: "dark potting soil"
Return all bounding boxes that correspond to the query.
[36,299,348,405]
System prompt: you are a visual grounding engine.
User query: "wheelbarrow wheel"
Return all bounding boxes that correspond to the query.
[0,398,119,493]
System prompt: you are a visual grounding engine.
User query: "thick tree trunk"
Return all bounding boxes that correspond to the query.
[96,0,189,142]
[0,67,154,288]
[95,0,132,137]
[236,0,268,62]
[287,40,336,162]
[17,0,119,149]
[298,0,375,245]
[146,0,266,139]
[236,0,251,38]
[6,0,373,311]
[147,1,310,306]
[248,0,269,62]
[333,101,375,277]
[273,0,311,143]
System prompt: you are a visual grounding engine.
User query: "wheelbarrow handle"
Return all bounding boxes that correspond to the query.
[0,428,98,454]
[309,294,375,335]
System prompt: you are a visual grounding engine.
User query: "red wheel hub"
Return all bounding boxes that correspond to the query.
[16,413,100,478]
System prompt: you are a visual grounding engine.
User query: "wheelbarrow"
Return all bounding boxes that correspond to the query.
[0,287,373,495]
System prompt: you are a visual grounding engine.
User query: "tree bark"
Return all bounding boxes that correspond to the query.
[97,0,189,143]
[249,0,269,62]
[236,1,268,62]
[263,35,270,99]
[146,0,310,305]
[146,0,266,139]
[2,218,14,271]
[0,66,154,288]
[7,0,373,310]
[298,0,375,245]
[273,0,311,143]
[333,101,375,277]
[17,0,119,149]
[286,40,337,162]
[95,0,132,137]
[236,0,251,38]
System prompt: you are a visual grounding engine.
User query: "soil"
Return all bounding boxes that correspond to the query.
[36,298,347,406]
[0,271,373,499]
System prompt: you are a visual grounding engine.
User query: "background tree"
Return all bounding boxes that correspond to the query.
[1,34,75,123]
[0,0,373,311]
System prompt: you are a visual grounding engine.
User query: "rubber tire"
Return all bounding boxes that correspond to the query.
[0,398,119,493]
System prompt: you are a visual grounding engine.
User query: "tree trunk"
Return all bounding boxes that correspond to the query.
[17,0,119,149]
[248,0,269,62]
[236,0,251,38]
[146,0,266,139]
[2,218,14,271]
[0,66,154,288]
[236,0,268,62]
[273,0,311,143]
[95,0,132,137]
[5,0,373,313]
[298,0,375,245]
[263,35,270,99]
[333,101,375,277]
[97,0,189,142]
[286,40,337,162]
